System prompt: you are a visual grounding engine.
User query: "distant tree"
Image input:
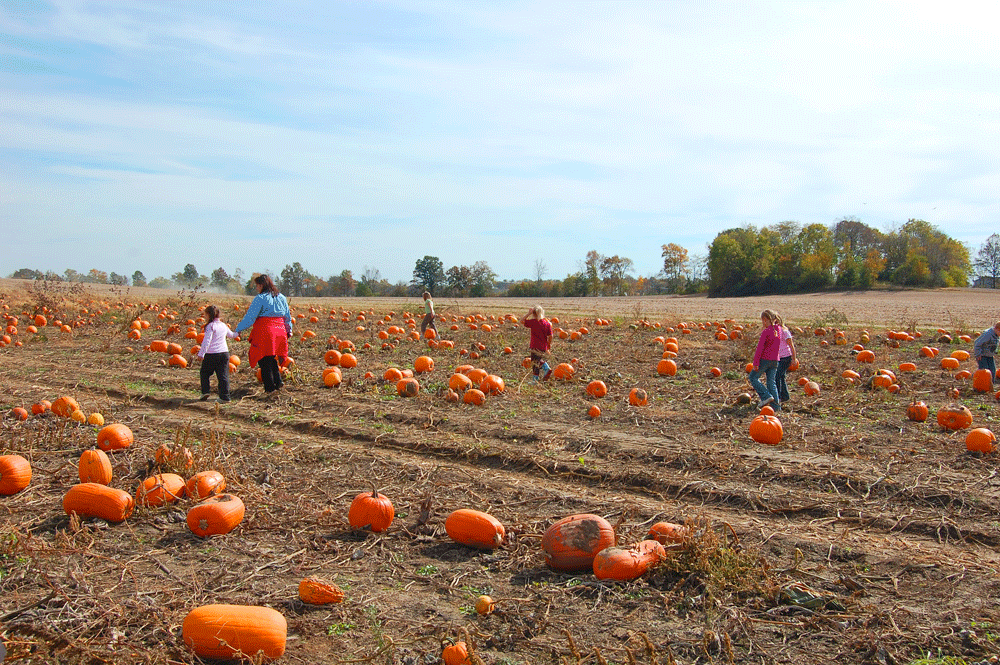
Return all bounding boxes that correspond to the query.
[63,269,81,282]
[109,272,128,285]
[833,217,882,261]
[583,251,603,295]
[599,255,634,295]
[211,267,231,291]
[661,243,689,292]
[975,234,1000,288]
[44,271,63,281]
[412,256,445,293]
[132,270,147,287]
[534,259,547,282]
[446,265,471,296]
[469,261,496,297]
[172,264,202,288]
[336,270,355,296]
[279,263,310,296]
[148,276,172,288]
[10,268,43,280]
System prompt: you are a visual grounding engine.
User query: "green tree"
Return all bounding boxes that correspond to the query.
[280,262,314,297]
[336,270,355,296]
[211,267,232,291]
[149,276,172,288]
[10,268,42,280]
[469,261,496,297]
[172,264,202,288]
[660,243,689,292]
[132,271,147,287]
[109,272,128,285]
[599,255,634,295]
[446,265,472,296]
[412,256,444,293]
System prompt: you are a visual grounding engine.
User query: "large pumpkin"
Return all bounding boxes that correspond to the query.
[0,454,31,495]
[63,483,134,522]
[96,423,134,451]
[541,514,616,572]
[136,473,186,507]
[186,470,226,500]
[749,415,783,445]
[444,509,505,549]
[646,521,689,545]
[187,493,245,537]
[182,604,286,662]
[78,449,113,485]
[348,486,394,532]
[593,540,666,581]
[937,403,973,431]
[51,396,81,418]
[966,428,997,454]
[973,369,994,393]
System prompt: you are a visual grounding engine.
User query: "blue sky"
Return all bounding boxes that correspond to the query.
[3,0,999,285]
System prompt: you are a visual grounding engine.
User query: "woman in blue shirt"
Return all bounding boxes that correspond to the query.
[234,274,292,395]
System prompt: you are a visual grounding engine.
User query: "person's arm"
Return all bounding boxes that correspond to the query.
[234,295,264,333]
[974,330,989,359]
[198,324,216,358]
[224,323,238,339]
[752,332,766,368]
[787,335,796,363]
[280,295,293,337]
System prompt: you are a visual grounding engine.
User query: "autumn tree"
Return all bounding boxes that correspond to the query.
[412,256,445,294]
[599,255,634,295]
[661,243,689,292]
[132,271,147,287]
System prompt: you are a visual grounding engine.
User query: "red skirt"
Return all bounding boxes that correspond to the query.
[248,317,288,368]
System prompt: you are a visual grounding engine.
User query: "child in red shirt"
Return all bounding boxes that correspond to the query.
[522,306,553,381]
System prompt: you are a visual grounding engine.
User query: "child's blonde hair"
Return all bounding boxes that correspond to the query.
[761,309,779,323]
[422,291,431,300]
[534,305,545,319]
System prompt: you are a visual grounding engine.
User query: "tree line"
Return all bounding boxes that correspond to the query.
[10,218,999,298]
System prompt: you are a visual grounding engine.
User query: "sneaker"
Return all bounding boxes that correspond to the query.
[217,398,231,404]
[199,393,210,401]
[541,363,552,381]
[543,369,553,381]
[758,396,774,409]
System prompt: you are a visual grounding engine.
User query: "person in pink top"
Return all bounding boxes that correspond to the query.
[197,305,238,403]
[748,309,782,410]
[521,305,553,381]
[774,314,797,404]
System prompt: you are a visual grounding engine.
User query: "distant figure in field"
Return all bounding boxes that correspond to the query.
[748,309,781,410]
[521,305,553,381]
[234,274,292,397]
[420,292,437,336]
[197,304,238,403]
[973,321,1000,376]
[773,314,797,405]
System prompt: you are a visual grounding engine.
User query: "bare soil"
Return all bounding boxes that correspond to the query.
[3,281,1000,665]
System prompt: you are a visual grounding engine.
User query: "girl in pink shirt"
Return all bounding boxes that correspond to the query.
[748,309,782,410]
[522,305,553,381]
[198,305,238,403]
[774,315,797,403]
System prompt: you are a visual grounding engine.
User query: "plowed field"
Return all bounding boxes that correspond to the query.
[3,282,1000,665]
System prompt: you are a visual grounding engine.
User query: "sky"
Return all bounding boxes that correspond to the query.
[2,0,999,285]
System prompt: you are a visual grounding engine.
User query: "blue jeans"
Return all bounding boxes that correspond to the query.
[978,355,996,376]
[776,356,793,402]
[749,360,780,410]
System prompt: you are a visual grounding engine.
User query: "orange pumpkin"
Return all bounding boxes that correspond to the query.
[397,377,420,397]
[973,368,994,393]
[856,350,875,363]
[51,395,81,418]
[348,486,394,532]
[11,406,28,421]
[628,388,649,406]
[966,428,997,454]
[441,641,470,665]
[552,363,575,380]
[78,449,113,485]
[906,401,929,423]
[96,423,134,451]
[463,389,486,406]
[136,473,186,507]
[186,470,226,500]
[541,514,616,572]
[646,521,689,545]
[749,415,783,445]
[656,359,677,376]
[63,483,134,522]
[479,374,505,395]
[587,405,601,419]
[449,373,473,392]
[182,604,286,662]
[937,403,973,430]
[593,540,666,581]
[298,577,345,604]
[414,356,435,373]
[444,508,505,549]
[0,454,31,495]
[187,493,245,537]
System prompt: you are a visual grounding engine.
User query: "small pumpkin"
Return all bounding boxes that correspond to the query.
[593,540,666,581]
[646,521,689,545]
[298,577,345,604]
[136,472,186,507]
[628,388,649,406]
[96,423,134,451]
[187,493,246,537]
[906,401,929,423]
[51,395,81,418]
[63,483,134,522]
[78,449,113,485]
[155,443,193,470]
[445,508,505,549]
[541,513,616,572]
[856,350,875,363]
[749,414,783,445]
[348,484,394,532]
[442,640,470,665]
[966,428,997,453]
[396,377,420,397]
[182,604,286,662]
[463,388,486,406]
[587,404,601,419]
[0,454,32,495]
[475,595,495,615]
[414,356,435,373]
[186,470,226,500]
[11,406,29,421]
[480,374,505,395]
[585,380,607,398]
[973,368,994,393]
[937,403,973,431]
[656,359,677,376]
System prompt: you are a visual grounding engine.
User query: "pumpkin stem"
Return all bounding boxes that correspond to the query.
[369,481,380,498]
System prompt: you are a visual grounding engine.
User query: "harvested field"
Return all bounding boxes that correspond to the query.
[2,280,1000,665]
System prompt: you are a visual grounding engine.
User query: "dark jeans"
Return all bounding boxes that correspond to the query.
[776,355,793,402]
[749,359,780,410]
[258,355,284,393]
[420,313,437,334]
[200,352,231,400]
[978,355,997,376]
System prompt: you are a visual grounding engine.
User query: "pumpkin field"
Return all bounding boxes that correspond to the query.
[4,280,1000,665]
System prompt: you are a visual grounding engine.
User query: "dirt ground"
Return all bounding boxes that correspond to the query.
[3,281,1000,665]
